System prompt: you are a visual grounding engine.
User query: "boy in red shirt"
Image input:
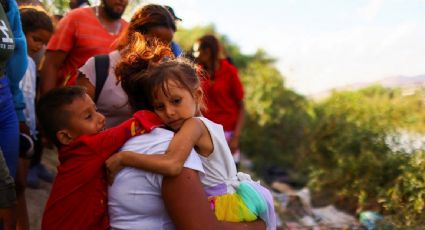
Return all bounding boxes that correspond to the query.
[37,86,161,229]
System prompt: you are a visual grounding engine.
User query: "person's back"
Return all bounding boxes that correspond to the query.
[108,127,203,229]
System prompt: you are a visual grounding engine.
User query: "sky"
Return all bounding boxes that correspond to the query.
[139,0,425,95]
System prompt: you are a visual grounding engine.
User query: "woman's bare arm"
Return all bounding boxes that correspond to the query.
[75,72,95,99]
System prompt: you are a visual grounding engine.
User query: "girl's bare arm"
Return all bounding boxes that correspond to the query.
[106,118,204,178]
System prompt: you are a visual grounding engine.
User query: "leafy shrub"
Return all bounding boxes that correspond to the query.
[306,86,425,217]
[382,151,425,227]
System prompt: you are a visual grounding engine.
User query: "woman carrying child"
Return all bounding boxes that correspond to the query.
[106,32,276,229]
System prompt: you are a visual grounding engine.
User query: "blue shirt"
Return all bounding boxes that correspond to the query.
[6,0,28,121]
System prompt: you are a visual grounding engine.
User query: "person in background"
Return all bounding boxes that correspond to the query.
[164,5,183,57]
[19,4,54,194]
[69,0,90,9]
[194,34,245,169]
[76,4,176,128]
[17,6,53,229]
[40,0,129,95]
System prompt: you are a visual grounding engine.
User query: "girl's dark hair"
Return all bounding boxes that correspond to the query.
[115,4,175,51]
[19,6,54,34]
[198,34,220,78]
[122,57,203,112]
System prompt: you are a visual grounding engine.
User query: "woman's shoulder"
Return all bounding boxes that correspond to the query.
[219,59,238,73]
[122,127,174,151]
[108,50,121,65]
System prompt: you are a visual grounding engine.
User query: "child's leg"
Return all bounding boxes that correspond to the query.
[208,193,257,222]
[239,181,277,230]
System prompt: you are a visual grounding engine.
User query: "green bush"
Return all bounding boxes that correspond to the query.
[239,58,314,183]
[382,151,425,227]
[306,87,423,211]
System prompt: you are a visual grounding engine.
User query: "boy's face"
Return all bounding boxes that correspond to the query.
[57,94,106,145]
[25,29,52,56]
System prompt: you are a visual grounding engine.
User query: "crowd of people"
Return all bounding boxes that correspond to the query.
[0,0,276,229]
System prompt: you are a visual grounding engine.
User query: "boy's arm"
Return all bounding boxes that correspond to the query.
[90,110,162,159]
[106,118,203,178]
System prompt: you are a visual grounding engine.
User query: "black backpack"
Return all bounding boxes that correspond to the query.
[93,54,110,103]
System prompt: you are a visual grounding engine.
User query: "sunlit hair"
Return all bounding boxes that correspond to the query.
[197,34,220,78]
[120,55,205,113]
[19,5,54,34]
[115,32,173,83]
[114,4,175,50]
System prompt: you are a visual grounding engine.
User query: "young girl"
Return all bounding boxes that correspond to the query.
[15,5,54,229]
[19,5,53,139]
[19,7,54,185]
[107,36,276,230]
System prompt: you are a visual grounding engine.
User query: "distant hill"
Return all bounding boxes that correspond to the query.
[373,75,425,88]
[311,75,425,100]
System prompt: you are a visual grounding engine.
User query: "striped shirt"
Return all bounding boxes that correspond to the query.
[46,7,128,86]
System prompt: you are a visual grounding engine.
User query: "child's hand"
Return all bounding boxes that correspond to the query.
[105,151,126,185]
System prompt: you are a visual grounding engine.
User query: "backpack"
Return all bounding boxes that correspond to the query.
[94,54,110,103]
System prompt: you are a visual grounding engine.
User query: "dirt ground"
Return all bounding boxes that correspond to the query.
[26,147,58,230]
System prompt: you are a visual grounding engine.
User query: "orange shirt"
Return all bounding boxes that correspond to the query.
[46,7,128,86]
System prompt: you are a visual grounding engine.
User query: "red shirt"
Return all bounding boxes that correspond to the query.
[41,111,162,230]
[46,7,128,86]
[201,59,244,131]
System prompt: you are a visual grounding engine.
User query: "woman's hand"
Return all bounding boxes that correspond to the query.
[105,151,126,185]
